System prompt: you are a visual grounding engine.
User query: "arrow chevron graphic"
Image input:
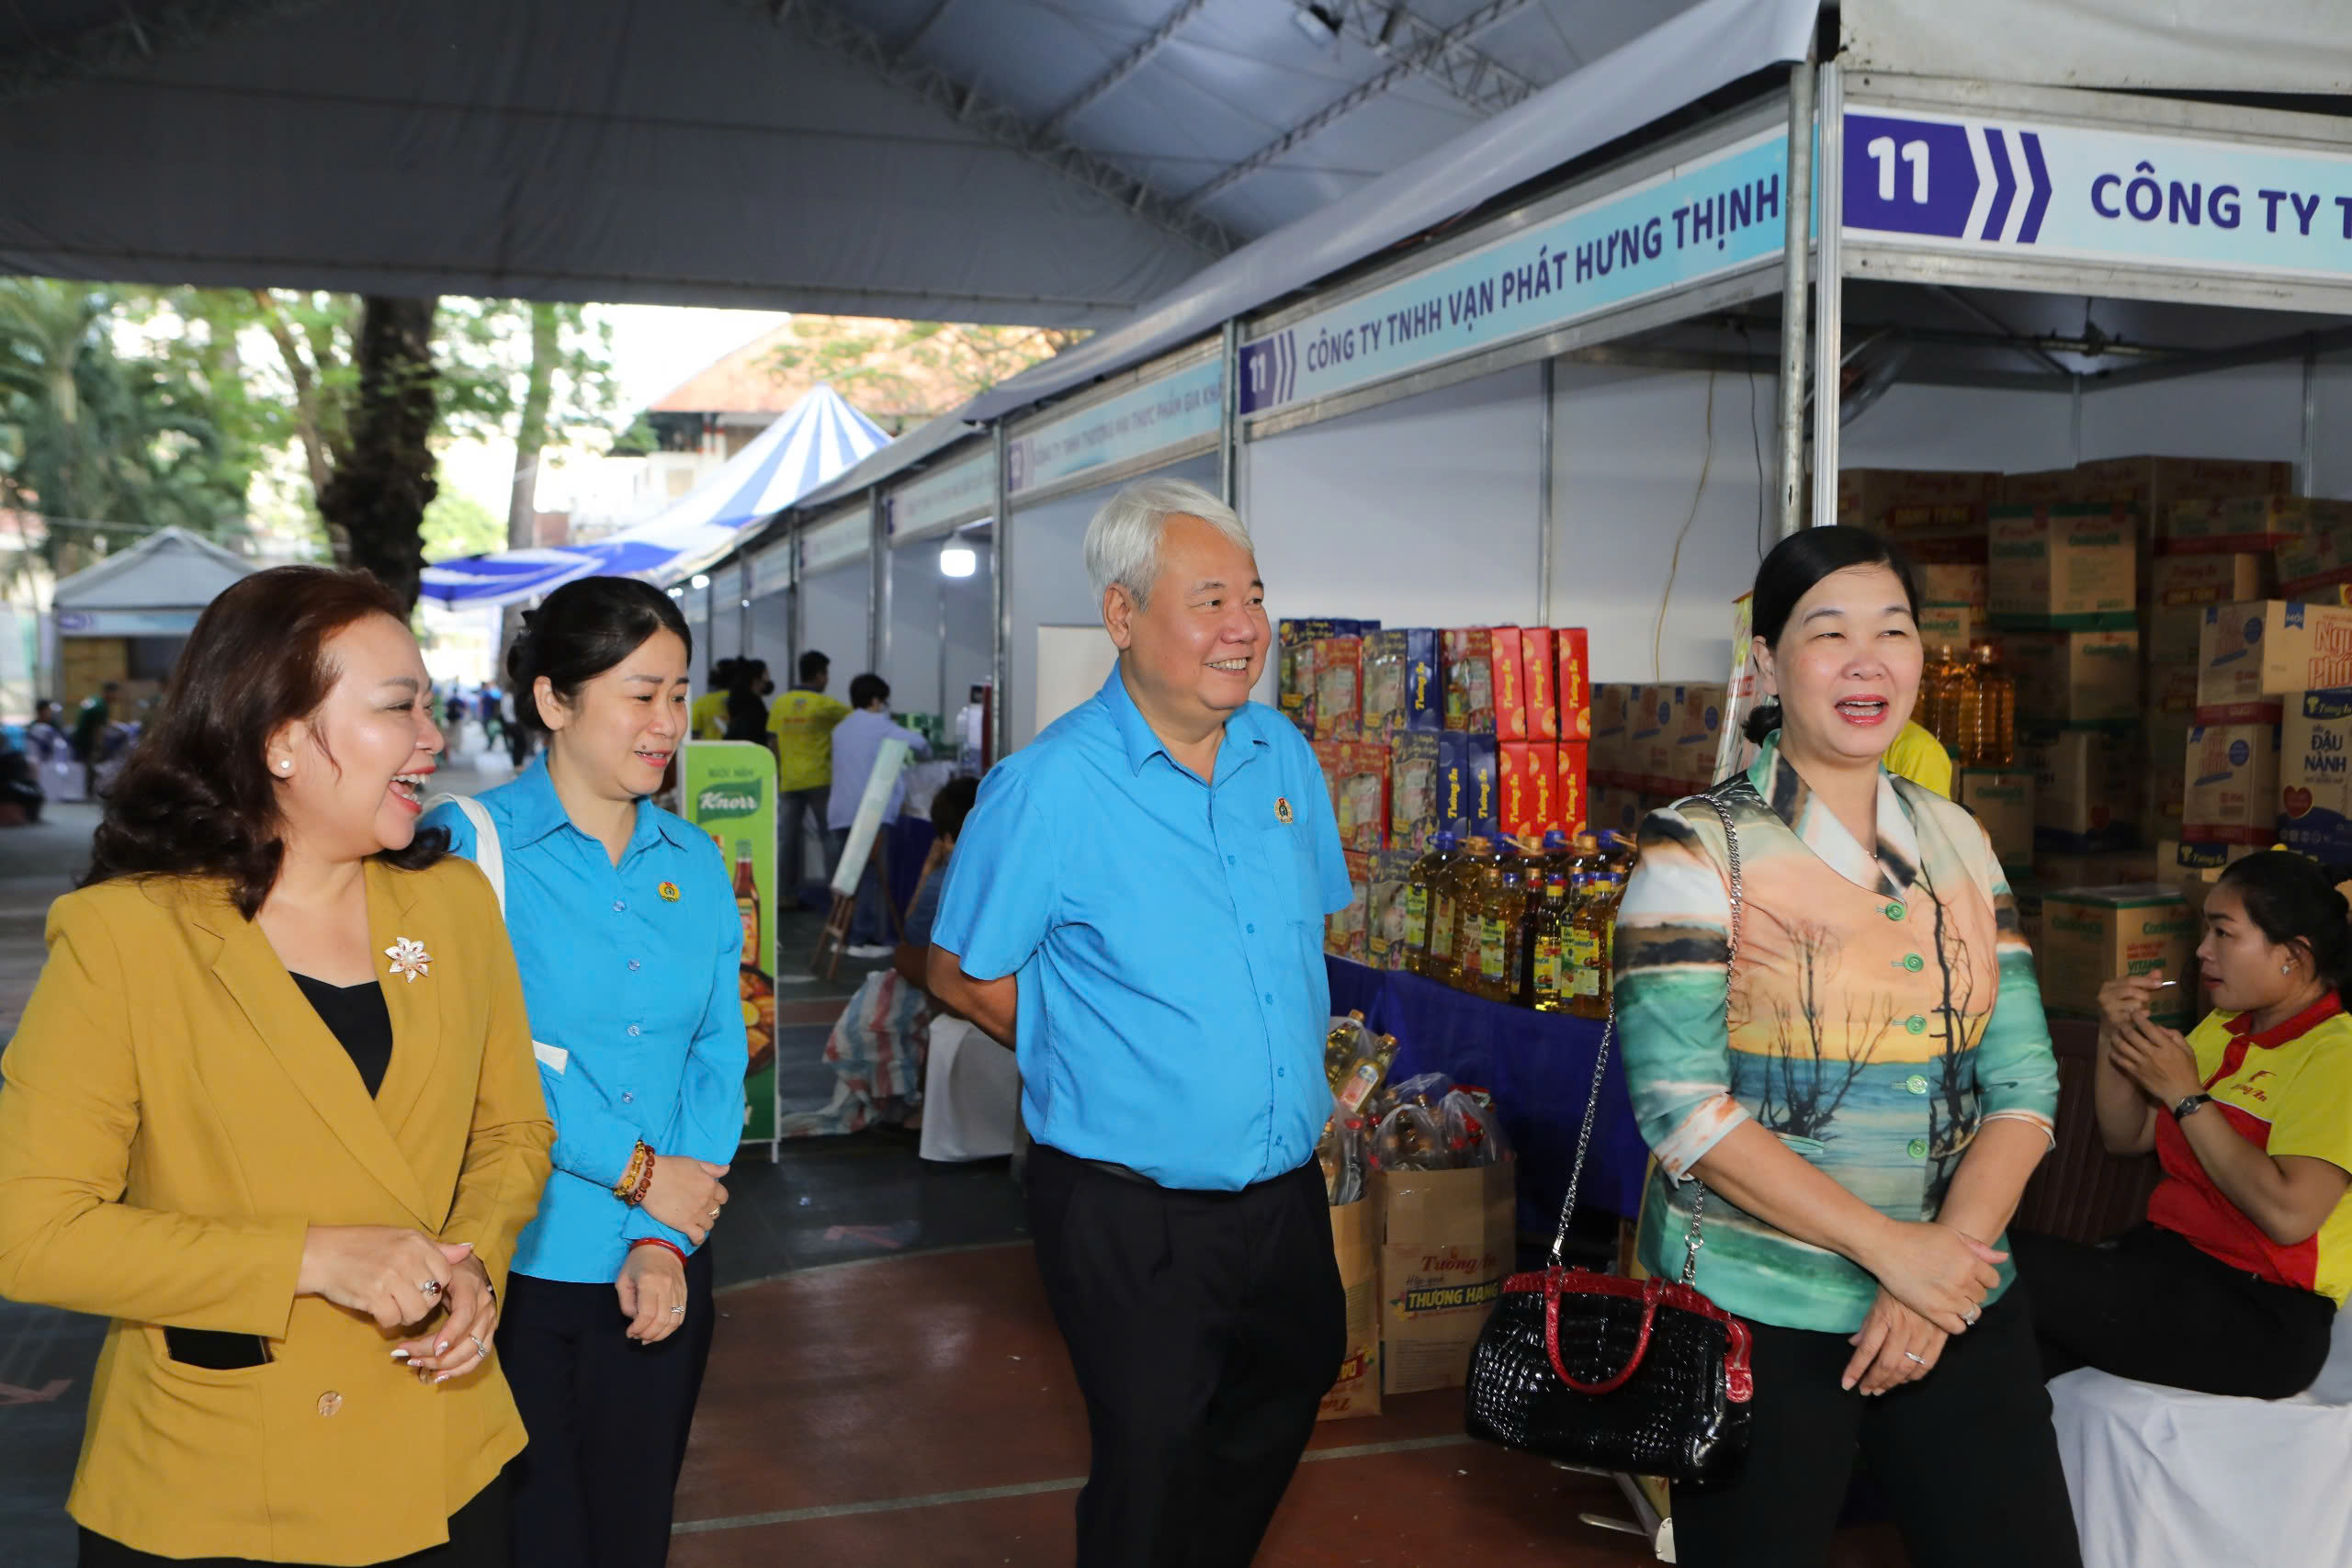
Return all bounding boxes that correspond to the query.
[1847,113,2054,246]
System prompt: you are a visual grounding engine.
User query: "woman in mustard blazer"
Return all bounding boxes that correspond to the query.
[0,567,554,1566]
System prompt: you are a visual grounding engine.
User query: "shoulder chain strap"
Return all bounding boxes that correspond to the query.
[1548,782,1747,1281]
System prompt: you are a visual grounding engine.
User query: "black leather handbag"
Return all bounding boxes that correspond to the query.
[1464,788,1756,1488]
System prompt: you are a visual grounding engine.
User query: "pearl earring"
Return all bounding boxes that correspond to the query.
[275,760,290,773]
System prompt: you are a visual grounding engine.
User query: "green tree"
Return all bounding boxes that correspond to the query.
[0,278,250,586]
[762,318,1086,431]
[421,487,503,560]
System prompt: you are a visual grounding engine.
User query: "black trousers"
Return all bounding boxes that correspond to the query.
[1026,1144,1347,1568]
[1672,1291,2081,1568]
[80,1473,510,1567]
[2010,1224,2337,1400]
[501,1247,718,1568]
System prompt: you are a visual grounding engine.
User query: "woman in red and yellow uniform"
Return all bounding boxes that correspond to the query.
[2014,852,2352,1398]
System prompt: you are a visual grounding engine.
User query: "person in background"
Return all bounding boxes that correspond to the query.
[0,566,551,1566]
[1883,716,1953,797]
[721,658,769,744]
[481,683,505,750]
[505,684,535,770]
[2012,852,2352,1400]
[894,775,980,998]
[74,680,118,796]
[0,723,42,822]
[424,577,745,1568]
[1613,525,2076,1567]
[928,477,1351,1566]
[26,697,64,765]
[770,649,850,909]
[828,673,931,961]
[690,659,736,742]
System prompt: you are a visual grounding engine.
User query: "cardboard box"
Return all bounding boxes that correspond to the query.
[1325,740,1391,853]
[1467,735,1499,840]
[1390,733,1442,852]
[2003,457,2292,514]
[1326,852,1372,960]
[2147,553,2271,666]
[1590,781,1645,839]
[1317,1195,1381,1420]
[2034,849,2161,889]
[1442,629,1496,734]
[1956,768,2035,876]
[1626,684,1671,793]
[2168,495,2352,554]
[1916,561,1990,610]
[1987,504,2138,626]
[1439,732,1500,840]
[1918,602,1977,653]
[1589,682,1637,783]
[2147,707,2194,828]
[1997,628,2139,728]
[1838,468,2001,529]
[1363,850,1419,972]
[2037,886,2196,1026]
[1361,630,1432,738]
[1489,627,1531,741]
[2277,523,2352,600]
[1519,626,1560,740]
[1670,684,1729,792]
[2183,722,2279,845]
[2278,688,2352,863]
[1315,636,1365,740]
[1498,741,1544,841]
[1557,628,1592,742]
[2151,663,2201,716]
[2021,729,2142,851]
[2154,838,2260,885]
[1376,1159,1514,1396]
[2199,600,2352,714]
[1555,742,1589,839]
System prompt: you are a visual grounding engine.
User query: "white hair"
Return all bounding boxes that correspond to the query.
[1083,477,1255,608]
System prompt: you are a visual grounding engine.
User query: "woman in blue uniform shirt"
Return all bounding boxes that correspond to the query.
[425,577,747,1568]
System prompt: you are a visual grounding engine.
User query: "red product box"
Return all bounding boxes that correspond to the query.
[1491,627,1531,740]
[1528,741,1556,837]
[1555,742,1589,838]
[1556,628,1591,741]
[1519,627,1560,740]
[1499,742,1543,840]
[1442,629,1496,733]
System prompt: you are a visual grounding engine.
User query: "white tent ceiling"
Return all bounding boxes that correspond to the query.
[0,0,1710,327]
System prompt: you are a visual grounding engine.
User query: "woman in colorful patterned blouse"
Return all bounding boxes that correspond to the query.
[1614,526,2078,1567]
[2013,852,2352,1399]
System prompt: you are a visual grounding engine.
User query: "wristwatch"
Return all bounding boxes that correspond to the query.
[2171,1092,2214,1122]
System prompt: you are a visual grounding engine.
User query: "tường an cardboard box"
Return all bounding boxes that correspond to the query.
[1489,627,1531,741]
[2020,728,2142,851]
[1915,561,1990,611]
[1390,733,1442,852]
[2167,495,2352,555]
[1627,684,1673,794]
[1666,683,1730,792]
[2002,457,2292,514]
[2278,688,2352,864]
[1442,629,1496,734]
[2036,848,2159,889]
[1917,603,1976,653]
[1987,504,2138,626]
[1838,468,2001,529]
[1519,626,1560,740]
[1589,682,1638,784]
[2146,707,2194,829]
[1996,628,2139,729]
[2148,553,2272,665]
[1955,768,2035,877]
[2037,886,2196,1026]
[1317,1195,1381,1420]
[1556,628,1592,742]
[2199,601,2352,716]
[1589,781,1647,839]
[2154,838,2260,886]
[1555,741,1589,838]
[2183,722,2279,845]
[2276,519,2352,601]
[1376,1157,1515,1396]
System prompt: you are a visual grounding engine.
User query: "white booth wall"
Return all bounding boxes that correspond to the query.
[1008,456,1217,749]
[744,592,792,690]
[941,534,995,725]
[883,536,994,726]
[797,558,870,684]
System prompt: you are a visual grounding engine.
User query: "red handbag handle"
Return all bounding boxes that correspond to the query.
[1543,1269,1659,1395]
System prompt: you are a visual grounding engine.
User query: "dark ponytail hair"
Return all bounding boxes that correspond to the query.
[1742,525,1924,743]
[507,576,693,737]
[2215,852,2352,1011]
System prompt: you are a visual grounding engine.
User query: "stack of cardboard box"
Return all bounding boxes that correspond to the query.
[1278,618,1590,966]
[1588,680,1729,829]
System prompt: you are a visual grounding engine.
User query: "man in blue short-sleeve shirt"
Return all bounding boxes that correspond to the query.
[930,476,1351,1567]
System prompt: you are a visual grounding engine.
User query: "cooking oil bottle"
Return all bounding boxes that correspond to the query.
[1566,861,1626,1021]
[1434,835,1488,988]
[1401,831,1457,977]
[1529,877,1570,1012]
[1472,842,1522,1002]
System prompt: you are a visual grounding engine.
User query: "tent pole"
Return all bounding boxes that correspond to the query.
[867,491,888,679]
[1776,53,1815,538]
[1808,59,1845,529]
[1537,355,1555,626]
[991,422,1012,764]
[1218,318,1241,508]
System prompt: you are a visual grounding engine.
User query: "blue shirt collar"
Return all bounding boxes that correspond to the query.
[1095,662,1268,779]
[505,752,688,855]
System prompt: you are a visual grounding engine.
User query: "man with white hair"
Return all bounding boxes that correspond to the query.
[929,477,1351,1566]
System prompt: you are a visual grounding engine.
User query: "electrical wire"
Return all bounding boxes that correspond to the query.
[1652,369,1717,681]
[1742,321,1768,560]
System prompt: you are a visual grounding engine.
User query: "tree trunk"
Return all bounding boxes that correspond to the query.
[319,297,439,612]
[500,301,560,667]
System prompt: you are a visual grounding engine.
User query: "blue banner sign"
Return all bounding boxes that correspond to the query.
[1844,107,2352,281]
[798,511,870,575]
[1238,129,1788,417]
[1008,356,1224,497]
[887,449,994,543]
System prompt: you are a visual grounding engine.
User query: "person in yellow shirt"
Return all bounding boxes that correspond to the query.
[1883,717,1953,798]
[770,649,851,908]
[690,658,737,741]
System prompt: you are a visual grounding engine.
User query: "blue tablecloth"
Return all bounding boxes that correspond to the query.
[1326,957,1649,1232]
[887,817,934,925]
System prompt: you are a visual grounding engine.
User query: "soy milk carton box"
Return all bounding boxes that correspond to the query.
[2278,689,2352,863]
[2198,601,2352,717]
[2183,722,2279,845]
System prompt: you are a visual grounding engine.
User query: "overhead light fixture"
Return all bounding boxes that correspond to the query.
[939,545,978,579]
[1292,4,1340,43]
[690,572,710,590]
[666,587,684,599]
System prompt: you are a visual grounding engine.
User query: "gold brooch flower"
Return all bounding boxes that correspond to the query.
[385,937,432,984]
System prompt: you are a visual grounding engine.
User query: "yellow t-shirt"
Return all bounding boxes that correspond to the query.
[769,688,853,792]
[690,692,729,741]
[1882,720,1953,798]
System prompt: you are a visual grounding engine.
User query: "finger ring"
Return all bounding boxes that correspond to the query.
[670,1304,685,1315]
[469,1335,491,1359]
[1904,1350,1928,1365]
[419,1280,442,1296]
[708,1207,720,1220]
[1963,1307,1982,1325]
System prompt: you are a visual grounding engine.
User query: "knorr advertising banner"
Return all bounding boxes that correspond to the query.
[684,741,780,1151]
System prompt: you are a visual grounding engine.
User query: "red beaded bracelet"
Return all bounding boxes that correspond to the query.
[630,1237,688,1266]
[625,1152,658,1209]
